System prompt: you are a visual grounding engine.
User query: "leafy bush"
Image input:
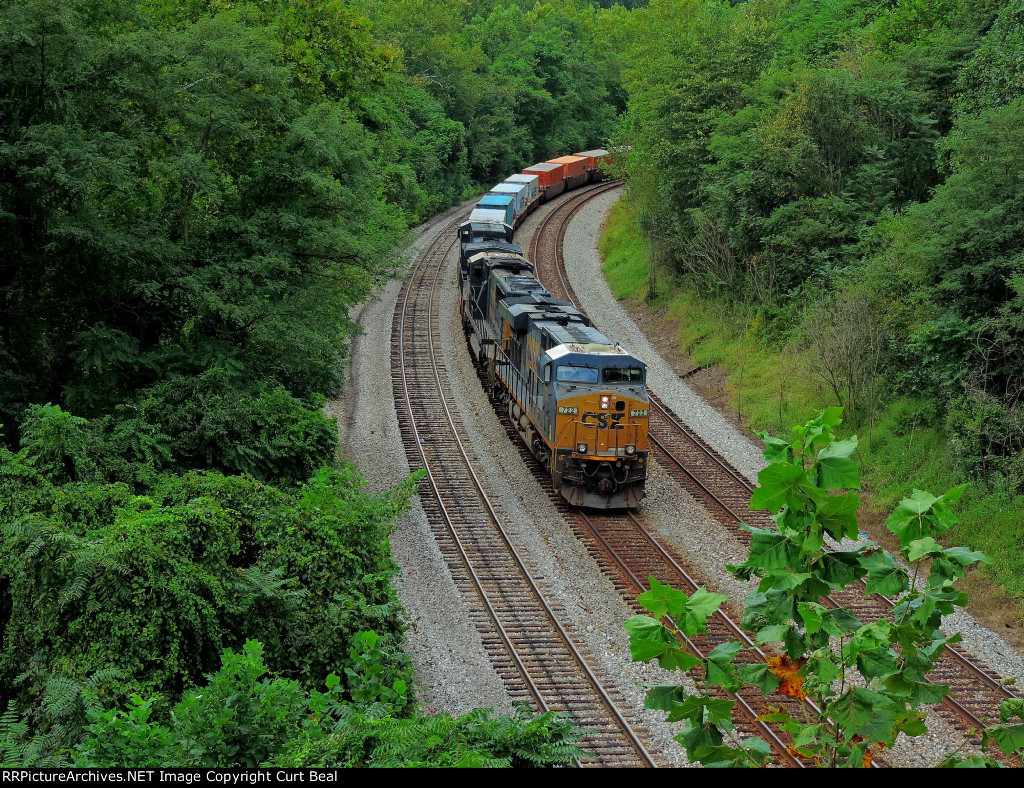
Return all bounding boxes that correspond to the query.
[73,638,581,768]
[0,431,419,734]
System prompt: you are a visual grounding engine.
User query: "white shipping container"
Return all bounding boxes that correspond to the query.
[469,208,508,224]
[490,182,528,216]
[505,173,540,203]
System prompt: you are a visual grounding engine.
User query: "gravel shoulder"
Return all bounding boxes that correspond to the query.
[328,203,512,717]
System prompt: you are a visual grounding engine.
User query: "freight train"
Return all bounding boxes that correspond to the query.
[458,150,650,509]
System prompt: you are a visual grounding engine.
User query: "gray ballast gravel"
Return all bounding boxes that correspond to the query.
[329,203,512,717]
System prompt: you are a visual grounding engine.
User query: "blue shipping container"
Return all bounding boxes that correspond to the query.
[478,193,516,226]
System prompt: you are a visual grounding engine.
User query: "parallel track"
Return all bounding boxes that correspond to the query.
[530,183,1021,765]
[392,209,658,767]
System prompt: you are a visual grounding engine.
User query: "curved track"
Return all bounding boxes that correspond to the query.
[530,183,1021,765]
[392,208,659,767]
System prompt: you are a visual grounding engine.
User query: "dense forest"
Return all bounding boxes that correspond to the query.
[608,0,1024,611]
[0,0,621,766]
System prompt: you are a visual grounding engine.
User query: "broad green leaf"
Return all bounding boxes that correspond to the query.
[806,650,840,685]
[707,640,742,665]
[622,615,665,639]
[750,462,807,512]
[815,455,860,490]
[689,742,765,768]
[857,647,899,681]
[759,570,811,592]
[755,624,789,644]
[830,687,898,742]
[943,546,991,566]
[908,536,944,562]
[687,586,729,617]
[745,529,801,571]
[756,433,794,464]
[895,711,929,738]
[705,641,742,689]
[886,489,938,547]
[700,697,736,726]
[815,436,860,490]
[818,436,858,460]
[623,615,671,663]
[817,549,866,588]
[928,485,968,534]
[783,625,808,658]
[798,602,825,634]
[861,551,909,596]
[736,662,780,694]
[637,576,688,618]
[624,615,700,670]
[990,724,1024,755]
[1000,698,1024,723]
[815,492,861,540]
[645,684,689,712]
[822,607,862,637]
[910,592,938,628]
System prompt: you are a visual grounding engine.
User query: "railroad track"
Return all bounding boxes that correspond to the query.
[528,182,1022,765]
[391,208,659,767]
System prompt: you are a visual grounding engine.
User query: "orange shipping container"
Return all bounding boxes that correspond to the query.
[574,149,610,169]
[524,161,565,188]
[547,155,587,179]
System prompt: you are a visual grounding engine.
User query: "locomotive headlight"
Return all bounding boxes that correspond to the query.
[625,444,636,456]
[577,442,588,454]
[600,395,610,410]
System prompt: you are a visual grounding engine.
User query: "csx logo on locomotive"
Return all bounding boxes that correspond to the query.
[581,412,624,429]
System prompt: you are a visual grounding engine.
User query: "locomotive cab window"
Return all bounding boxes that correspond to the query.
[602,366,643,384]
[556,365,598,383]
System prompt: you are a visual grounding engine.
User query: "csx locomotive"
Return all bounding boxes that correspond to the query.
[457,153,650,509]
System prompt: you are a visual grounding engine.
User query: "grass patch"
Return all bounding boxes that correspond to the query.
[600,199,653,302]
[600,197,1024,619]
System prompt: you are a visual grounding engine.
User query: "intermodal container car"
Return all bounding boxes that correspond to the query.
[547,155,588,190]
[489,183,528,220]
[574,149,610,182]
[504,173,540,206]
[524,162,566,201]
[477,193,517,226]
[470,207,509,225]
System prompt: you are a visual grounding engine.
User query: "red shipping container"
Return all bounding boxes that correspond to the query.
[524,162,565,188]
[547,155,587,179]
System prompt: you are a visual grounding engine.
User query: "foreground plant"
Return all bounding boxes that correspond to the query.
[624,408,1022,767]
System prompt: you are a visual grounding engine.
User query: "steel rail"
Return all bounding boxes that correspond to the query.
[398,219,546,710]
[579,510,805,768]
[398,210,657,767]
